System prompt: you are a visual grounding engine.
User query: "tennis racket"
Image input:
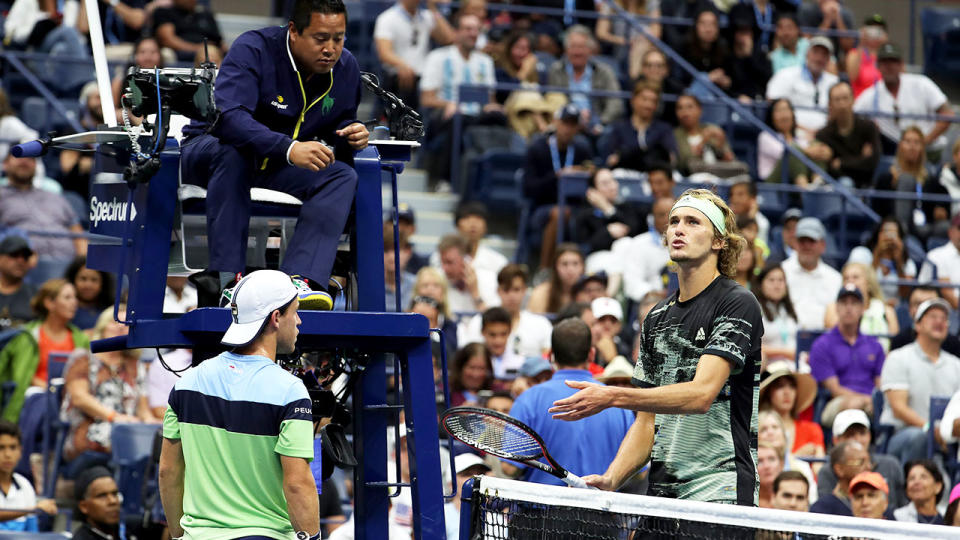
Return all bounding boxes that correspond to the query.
[441,406,594,489]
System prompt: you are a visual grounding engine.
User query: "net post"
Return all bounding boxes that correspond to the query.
[458,476,478,540]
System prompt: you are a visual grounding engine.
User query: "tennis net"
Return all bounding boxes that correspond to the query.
[459,476,959,540]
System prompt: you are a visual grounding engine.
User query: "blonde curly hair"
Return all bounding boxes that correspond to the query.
[664,188,746,278]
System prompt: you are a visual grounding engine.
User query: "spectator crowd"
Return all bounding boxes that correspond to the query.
[4,0,960,537]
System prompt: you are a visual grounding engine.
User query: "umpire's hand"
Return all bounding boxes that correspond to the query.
[290,141,335,171]
[337,122,369,150]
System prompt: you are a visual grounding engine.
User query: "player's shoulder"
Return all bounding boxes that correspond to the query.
[712,278,762,312]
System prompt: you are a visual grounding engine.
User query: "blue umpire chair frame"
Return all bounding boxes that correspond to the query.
[82,138,447,540]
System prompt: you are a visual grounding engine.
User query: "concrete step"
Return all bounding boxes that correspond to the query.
[381,188,460,214]
[388,167,428,192]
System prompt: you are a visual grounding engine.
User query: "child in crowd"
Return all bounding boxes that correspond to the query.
[0,420,56,531]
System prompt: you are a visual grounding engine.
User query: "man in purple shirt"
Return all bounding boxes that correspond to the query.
[809,284,885,429]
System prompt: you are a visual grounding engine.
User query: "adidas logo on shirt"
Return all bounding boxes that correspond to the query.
[695,327,706,342]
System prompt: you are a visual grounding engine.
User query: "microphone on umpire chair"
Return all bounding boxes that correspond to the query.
[11,134,53,158]
[359,71,424,141]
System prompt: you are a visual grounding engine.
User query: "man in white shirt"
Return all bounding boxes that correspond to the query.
[459,264,552,358]
[373,0,453,109]
[918,213,960,309]
[881,298,960,463]
[437,234,499,317]
[781,217,842,329]
[429,201,507,276]
[854,43,953,156]
[613,196,673,303]
[163,276,198,314]
[480,307,526,380]
[766,36,838,132]
[419,13,502,187]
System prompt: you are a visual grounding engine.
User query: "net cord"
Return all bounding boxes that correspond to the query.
[469,476,960,539]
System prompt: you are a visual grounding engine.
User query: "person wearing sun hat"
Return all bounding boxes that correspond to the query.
[880,296,960,464]
[158,270,321,540]
[760,361,824,461]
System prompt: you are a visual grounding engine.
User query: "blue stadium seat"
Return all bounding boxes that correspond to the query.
[42,352,71,498]
[19,97,82,135]
[755,183,788,225]
[618,176,652,205]
[111,423,161,518]
[872,389,895,455]
[466,150,526,212]
[922,7,960,79]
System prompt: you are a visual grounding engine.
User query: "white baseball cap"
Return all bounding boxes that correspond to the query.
[455,452,491,474]
[221,270,299,347]
[832,408,871,439]
[591,297,623,321]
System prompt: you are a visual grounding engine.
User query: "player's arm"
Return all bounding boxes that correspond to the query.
[158,437,186,538]
[551,355,732,420]
[585,411,655,491]
[211,36,299,162]
[281,455,321,537]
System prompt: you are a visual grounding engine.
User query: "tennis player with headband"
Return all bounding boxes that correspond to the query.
[180,0,369,310]
[550,189,764,505]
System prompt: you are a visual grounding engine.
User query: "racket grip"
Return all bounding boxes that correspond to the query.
[562,473,596,489]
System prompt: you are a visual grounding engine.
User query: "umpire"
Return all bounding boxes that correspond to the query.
[158,270,319,540]
[180,0,369,310]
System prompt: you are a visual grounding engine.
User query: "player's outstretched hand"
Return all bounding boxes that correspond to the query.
[291,141,335,171]
[337,122,369,150]
[582,473,615,491]
[549,380,611,421]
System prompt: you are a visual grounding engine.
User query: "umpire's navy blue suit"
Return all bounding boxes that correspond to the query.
[181,26,360,287]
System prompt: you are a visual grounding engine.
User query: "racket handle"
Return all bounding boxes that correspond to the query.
[562,472,597,489]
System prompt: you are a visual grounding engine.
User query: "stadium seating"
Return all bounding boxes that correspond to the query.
[922,7,960,80]
[111,423,162,518]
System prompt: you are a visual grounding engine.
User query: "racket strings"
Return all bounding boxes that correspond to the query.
[445,414,542,459]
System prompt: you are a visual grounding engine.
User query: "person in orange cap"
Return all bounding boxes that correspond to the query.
[850,471,891,520]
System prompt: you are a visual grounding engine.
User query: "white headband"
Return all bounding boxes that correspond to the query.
[670,195,727,235]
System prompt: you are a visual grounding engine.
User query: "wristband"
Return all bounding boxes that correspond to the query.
[296,532,321,540]
[923,421,930,432]
[106,410,116,423]
[109,0,119,7]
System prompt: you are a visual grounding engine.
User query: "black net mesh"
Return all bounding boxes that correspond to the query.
[466,488,902,540]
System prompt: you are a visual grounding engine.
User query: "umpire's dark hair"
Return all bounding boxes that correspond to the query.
[773,470,808,495]
[481,306,512,331]
[0,419,21,443]
[290,0,347,34]
[551,318,592,368]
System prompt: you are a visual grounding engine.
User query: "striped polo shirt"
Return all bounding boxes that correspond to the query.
[163,351,314,540]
